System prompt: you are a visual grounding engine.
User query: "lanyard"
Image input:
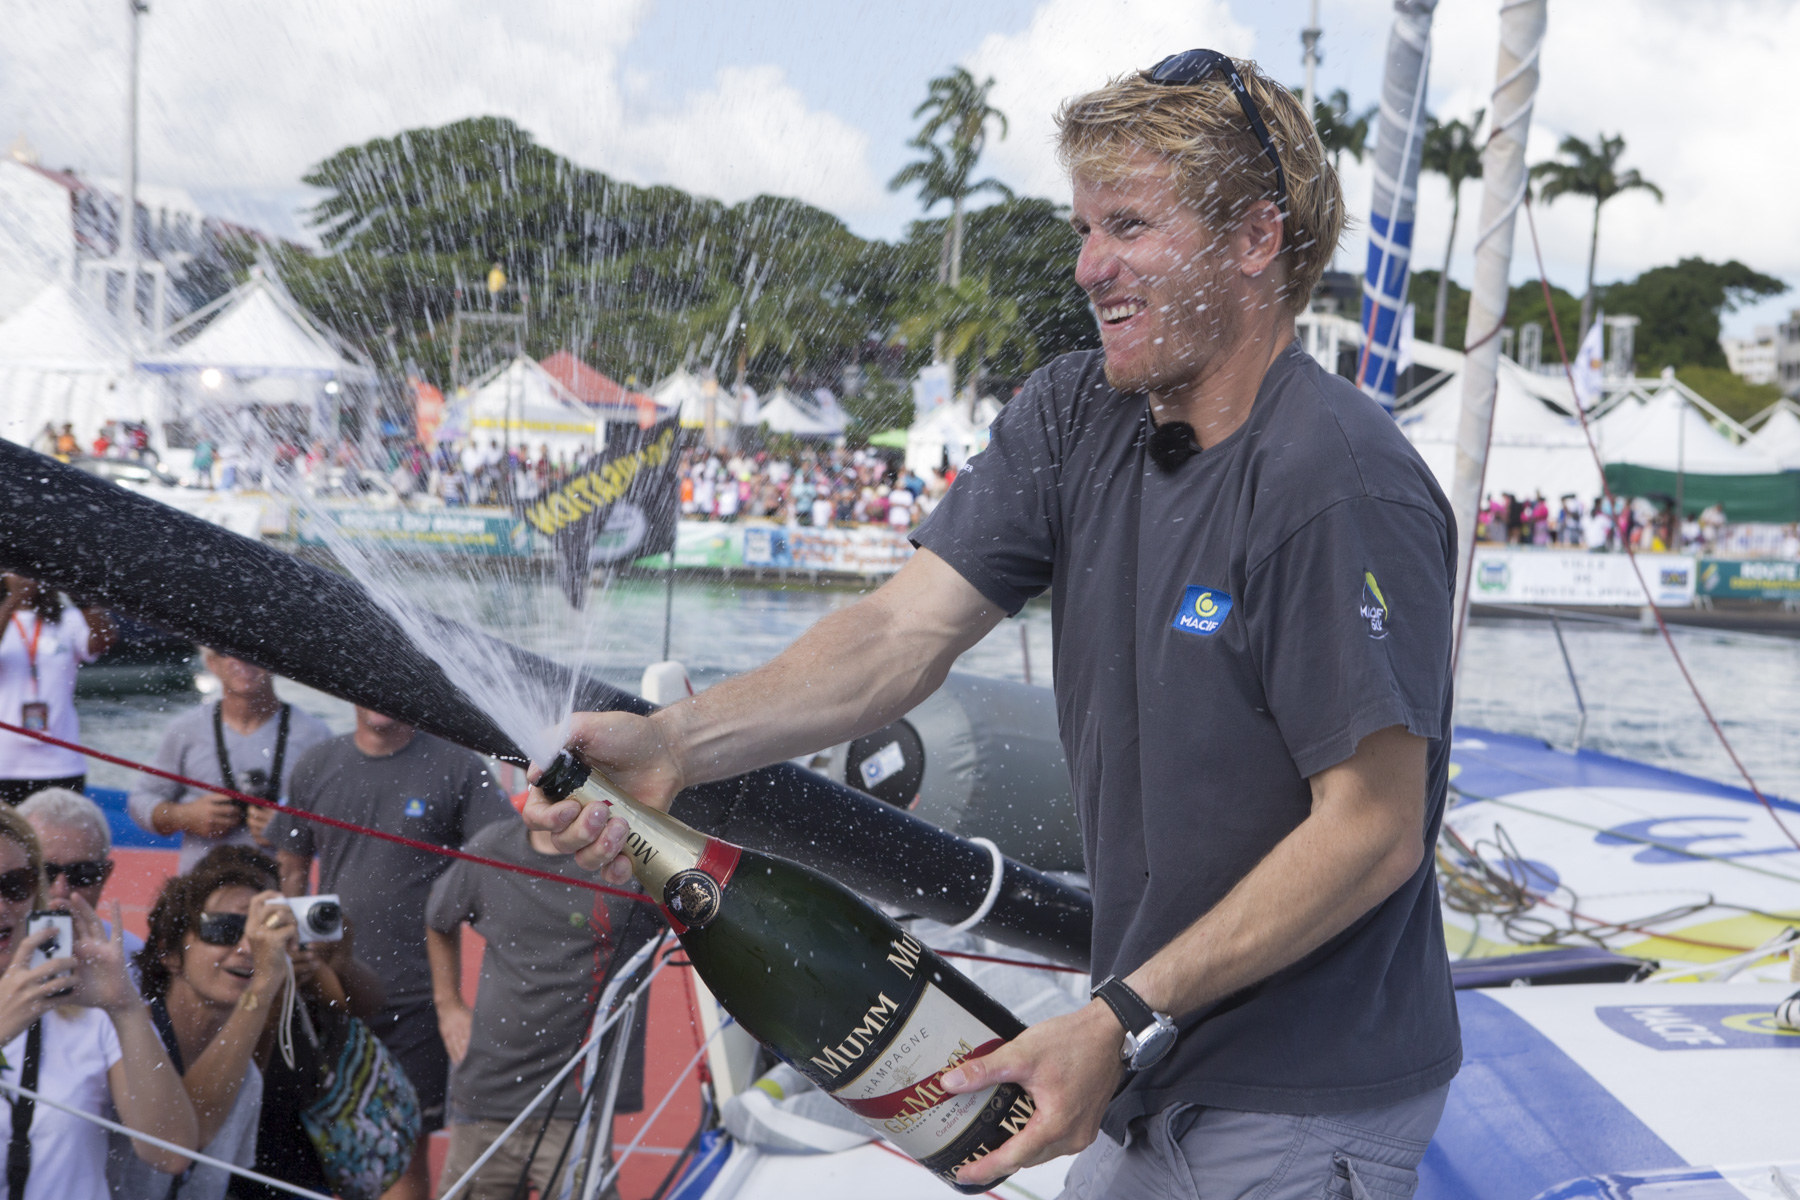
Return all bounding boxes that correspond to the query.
[213,700,291,798]
[8,615,41,695]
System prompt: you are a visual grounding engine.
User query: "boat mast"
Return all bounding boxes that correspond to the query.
[1300,0,1321,120]
[120,0,145,342]
[1356,0,1436,410]
[1449,0,1549,668]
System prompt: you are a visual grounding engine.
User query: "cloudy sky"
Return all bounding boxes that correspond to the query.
[5,0,1793,336]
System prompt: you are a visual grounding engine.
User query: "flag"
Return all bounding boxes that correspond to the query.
[519,417,684,608]
[1571,311,1606,411]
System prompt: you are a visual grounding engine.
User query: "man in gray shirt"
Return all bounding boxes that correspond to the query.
[426,816,655,1199]
[129,647,331,872]
[529,52,1458,1199]
[270,706,513,1200]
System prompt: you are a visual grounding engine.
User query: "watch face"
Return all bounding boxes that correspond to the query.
[1132,1021,1178,1071]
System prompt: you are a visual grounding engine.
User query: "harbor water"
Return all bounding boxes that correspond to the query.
[73,576,1800,804]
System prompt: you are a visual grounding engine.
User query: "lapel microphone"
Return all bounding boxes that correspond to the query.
[1148,420,1200,472]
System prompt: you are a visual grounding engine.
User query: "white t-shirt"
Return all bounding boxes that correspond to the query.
[0,1005,123,1200]
[0,608,95,779]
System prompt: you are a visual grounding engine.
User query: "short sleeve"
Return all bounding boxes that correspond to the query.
[95,1007,123,1070]
[426,858,479,933]
[456,761,514,846]
[1246,496,1452,779]
[128,720,189,831]
[63,609,98,665]
[267,747,323,860]
[910,372,1064,615]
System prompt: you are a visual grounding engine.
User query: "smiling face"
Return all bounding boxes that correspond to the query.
[1071,145,1246,400]
[201,649,274,702]
[0,837,34,972]
[167,885,260,1009]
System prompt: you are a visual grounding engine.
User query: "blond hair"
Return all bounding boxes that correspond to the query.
[0,805,44,908]
[1055,58,1344,313]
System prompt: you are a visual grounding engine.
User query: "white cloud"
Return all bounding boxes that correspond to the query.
[1329,0,1798,320]
[964,0,1257,203]
[0,0,884,232]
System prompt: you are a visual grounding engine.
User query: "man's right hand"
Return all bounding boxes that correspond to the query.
[158,793,245,838]
[436,997,473,1063]
[522,711,682,883]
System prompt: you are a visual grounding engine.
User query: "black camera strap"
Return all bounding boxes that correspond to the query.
[213,701,291,800]
[7,1019,43,1200]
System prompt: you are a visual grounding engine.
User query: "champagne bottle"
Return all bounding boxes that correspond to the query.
[537,751,1036,1192]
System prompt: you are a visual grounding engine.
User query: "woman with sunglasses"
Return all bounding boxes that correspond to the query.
[0,805,198,1199]
[124,851,297,1200]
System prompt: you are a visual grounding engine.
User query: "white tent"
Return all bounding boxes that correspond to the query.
[1397,356,1603,502]
[1601,386,1776,475]
[654,367,739,430]
[757,386,846,438]
[1745,401,1800,471]
[0,281,146,447]
[441,357,605,458]
[906,401,991,474]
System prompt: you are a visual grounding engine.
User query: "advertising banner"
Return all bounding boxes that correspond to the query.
[1697,559,1800,602]
[742,522,916,576]
[1470,548,1695,607]
[297,507,534,557]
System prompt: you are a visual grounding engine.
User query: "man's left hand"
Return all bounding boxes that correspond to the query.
[939,999,1126,1187]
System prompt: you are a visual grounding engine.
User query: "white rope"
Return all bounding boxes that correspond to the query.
[437,934,668,1200]
[0,1078,333,1200]
[945,837,1005,935]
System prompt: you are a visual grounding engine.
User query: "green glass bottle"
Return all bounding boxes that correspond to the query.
[537,751,1035,1192]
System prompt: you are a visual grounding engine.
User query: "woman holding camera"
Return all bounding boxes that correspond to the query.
[0,805,197,1198]
[125,849,297,1200]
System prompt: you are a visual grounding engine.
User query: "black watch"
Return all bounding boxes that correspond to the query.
[1091,976,1177,1071]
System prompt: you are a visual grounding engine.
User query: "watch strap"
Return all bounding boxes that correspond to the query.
[1091,975,1156,1037]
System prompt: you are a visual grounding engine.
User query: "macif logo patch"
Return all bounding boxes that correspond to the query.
[1361,571,1390,640]
[403,797,426,818]
[1172,586,1233,637]
[1596,1004,1800,1051]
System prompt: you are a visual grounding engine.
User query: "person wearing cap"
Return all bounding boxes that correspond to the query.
[530,51,1458,1199]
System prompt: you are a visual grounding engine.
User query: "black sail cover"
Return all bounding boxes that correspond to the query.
[0,441,1090,966]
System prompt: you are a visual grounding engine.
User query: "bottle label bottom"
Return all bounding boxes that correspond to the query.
[819,982,1015,1162]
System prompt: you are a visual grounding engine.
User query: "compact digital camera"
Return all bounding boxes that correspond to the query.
[284,894,344,943]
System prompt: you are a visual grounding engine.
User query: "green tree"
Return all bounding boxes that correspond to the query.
[899,273,1038,403]
[1599,257,1787,373]
[890,67,1010,382]
[1310,88,1375,178]
[1530,133,1664,342]
[1420,110,1484,346]
[1674,366,1781,426]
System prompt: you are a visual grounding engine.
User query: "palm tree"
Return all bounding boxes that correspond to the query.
[1311,88,1375,178]
[1531,133,1664,342]
[1420,110,1484,345]
[898,273,1037,404]
[890,67,1011,382]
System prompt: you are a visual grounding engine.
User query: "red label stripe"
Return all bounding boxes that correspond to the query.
[835,1038,1004,1120]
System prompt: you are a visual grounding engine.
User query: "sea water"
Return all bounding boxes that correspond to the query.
[72,576,1800,805]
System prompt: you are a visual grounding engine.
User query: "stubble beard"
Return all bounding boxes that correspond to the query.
[1101,274,1241,401]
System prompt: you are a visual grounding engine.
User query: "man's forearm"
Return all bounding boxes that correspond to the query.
[426,927,463,1007]
[1127,726,1428,1019]
[654,549,1002,787]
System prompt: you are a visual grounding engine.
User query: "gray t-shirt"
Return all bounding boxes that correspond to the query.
[268,732,512,1008]
[914,343,1460,1131]
[426,819,655,1121]
[128,700,333,873]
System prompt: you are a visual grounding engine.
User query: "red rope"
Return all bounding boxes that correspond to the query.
[1519,196,1800,856]
[0,721,1104,975]
[0,718,654,903]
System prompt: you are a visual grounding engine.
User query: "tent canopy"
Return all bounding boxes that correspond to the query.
[757,386,846,437]
[539,352,660,421]
[0,282,150,446]
[0,281,129,371]
[653,366,740,429]
[1745,401,1800,471]
[442,356,606,457]
[1398,356,1602,502]
[905,399,991,473]
[1601,387,1776,475]
[141,270,371,383]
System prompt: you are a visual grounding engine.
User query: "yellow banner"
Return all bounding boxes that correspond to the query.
[521,424,679,537]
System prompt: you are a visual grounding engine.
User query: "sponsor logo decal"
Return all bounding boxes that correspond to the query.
[1596,1004,1800,1050]
[403,797,426,818]
[1171,586,1233,637]
[1476,560,1510,592]
[1361,571,1391,639]
[663,869,723,928]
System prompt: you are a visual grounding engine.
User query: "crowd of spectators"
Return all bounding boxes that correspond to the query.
[1477,492,1742,555]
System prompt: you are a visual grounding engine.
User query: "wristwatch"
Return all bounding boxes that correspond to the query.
[1091,976,1177,1071]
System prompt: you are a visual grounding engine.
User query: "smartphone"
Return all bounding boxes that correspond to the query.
[27,911,74,971]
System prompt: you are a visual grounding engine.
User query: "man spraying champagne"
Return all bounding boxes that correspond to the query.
[529,52,1459,1198]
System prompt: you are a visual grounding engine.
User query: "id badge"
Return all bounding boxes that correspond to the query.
[20,702,48,732]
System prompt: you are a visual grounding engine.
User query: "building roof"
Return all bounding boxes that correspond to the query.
[539,351,655,412]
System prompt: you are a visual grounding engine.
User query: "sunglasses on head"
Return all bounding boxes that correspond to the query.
[45,859,112,890]
[195,912,247,947]
[0,868,34,903]
[1145,49,1291,216]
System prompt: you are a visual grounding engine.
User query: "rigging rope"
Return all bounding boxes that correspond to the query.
[1519,195,1800,858]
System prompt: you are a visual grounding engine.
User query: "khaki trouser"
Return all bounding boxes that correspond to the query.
[437,1118,617,1200]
